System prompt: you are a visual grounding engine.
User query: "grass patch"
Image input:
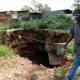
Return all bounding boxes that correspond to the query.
[0,45,12,57]
[66,40,74,53]
[53,67,66,80]
[65,40,74,58]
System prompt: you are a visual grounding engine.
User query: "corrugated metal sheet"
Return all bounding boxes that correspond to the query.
[18,11,29,20]
[0,12,7,21]
[0,11,42,22]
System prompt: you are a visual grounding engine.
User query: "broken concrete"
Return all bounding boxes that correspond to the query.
[0,28,69,65]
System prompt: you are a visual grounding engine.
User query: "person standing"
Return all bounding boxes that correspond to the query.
[64,9,80,80]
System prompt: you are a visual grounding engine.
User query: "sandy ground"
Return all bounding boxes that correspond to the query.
[0,54,54,80]
[0,54,80,80]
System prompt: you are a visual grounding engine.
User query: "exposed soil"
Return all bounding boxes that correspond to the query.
[0,54,55,80]
[0,54,80,80]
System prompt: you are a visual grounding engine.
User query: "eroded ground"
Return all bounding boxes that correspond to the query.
[0,54,80,80]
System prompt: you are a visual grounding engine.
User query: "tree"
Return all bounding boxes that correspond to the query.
[43,4,51,12]
[73,0,80,9]
[21,5,34,12]
[31,0,51,12]
[31,0,38,12]
[37,3,43,12]
[21,0,51,12]
[36,4,51,12]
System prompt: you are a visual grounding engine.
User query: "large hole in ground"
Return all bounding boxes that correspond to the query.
[19,51,59,68]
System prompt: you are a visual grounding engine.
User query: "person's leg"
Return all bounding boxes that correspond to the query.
[66,54,80,80]
[67,61,78,79]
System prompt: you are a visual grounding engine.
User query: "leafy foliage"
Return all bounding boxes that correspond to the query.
[0,45,12,57]
[46,14,74,30]
[65,40,74,56]
[0,13,74,30]
[0,20,21,30]
[27,13,74,29]
[54,67,66,80]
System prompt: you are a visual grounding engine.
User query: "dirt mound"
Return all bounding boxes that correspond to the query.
[0,54,79,80]
[0,54,55,80]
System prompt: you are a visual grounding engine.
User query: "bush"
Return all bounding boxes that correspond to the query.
[54,67,66,79]
[0,22,10,30]
[28,19,38,29]
[0,45,12,57]
[9,20,21,29]
[0,13,74,30]
[65,40,74,56]
[46,14,74,30]
[0,20,21,30]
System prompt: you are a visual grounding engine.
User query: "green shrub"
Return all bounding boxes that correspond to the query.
[47,14,74,30]
[0,20,21,30]
[20,21,29,29]
[65,40,74,56]
[21,14,74,30]
[0,45,12,57]
[0,13,74,30]
[9,20,21,29]
[0,22,10,30]
[28,19,38,29]
[54,67,66,79]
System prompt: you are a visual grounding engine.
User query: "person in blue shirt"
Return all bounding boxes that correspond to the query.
[64,9,80,80]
